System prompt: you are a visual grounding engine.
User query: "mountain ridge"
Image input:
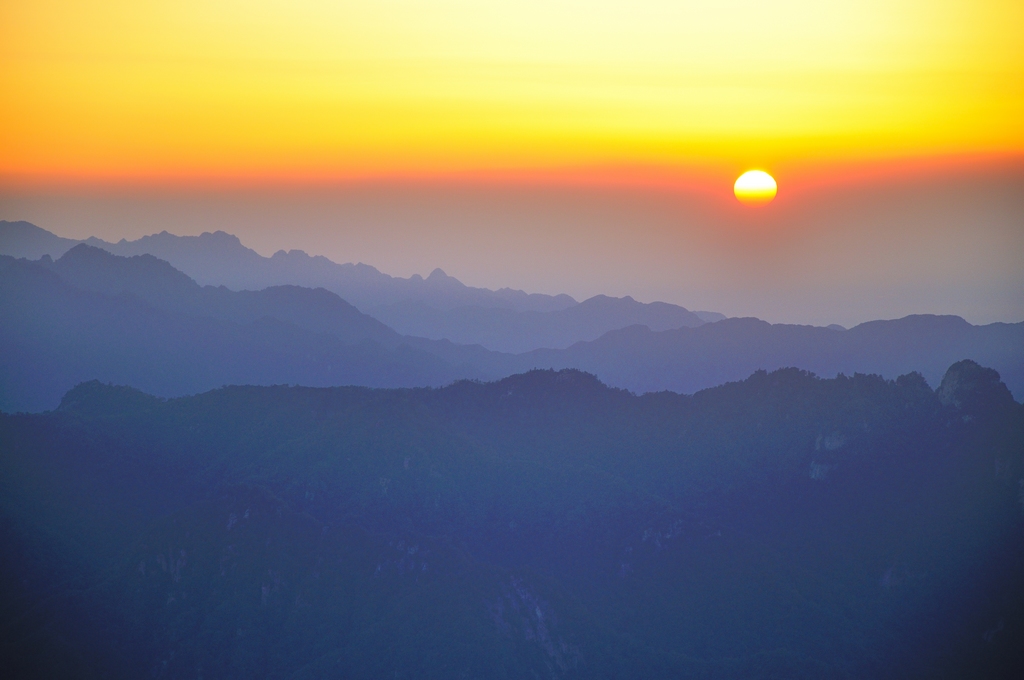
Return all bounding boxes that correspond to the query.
[2,227,1022,413]
[2,363,1021,678]
[0,220,577,312]
[1,220,715,351]
[514,314,1024,397]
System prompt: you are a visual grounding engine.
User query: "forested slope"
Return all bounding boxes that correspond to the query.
[1,361,1021,678]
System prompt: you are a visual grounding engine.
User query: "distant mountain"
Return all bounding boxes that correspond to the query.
[512,315,1024,399]
[3,239,1022,412]
[0,220,576,313]
[45,244,400,346]
[1,220,714,351]
[2,365,1022,677]
[0,220,80,259]
[693,310,727,323]
[0,250,492,412]
[372,294,705,353]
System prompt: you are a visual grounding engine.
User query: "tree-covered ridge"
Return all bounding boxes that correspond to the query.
[1,362,1022,678]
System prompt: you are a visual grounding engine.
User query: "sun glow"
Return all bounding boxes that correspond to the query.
[0,1,1022,185]
[734,170,778,205]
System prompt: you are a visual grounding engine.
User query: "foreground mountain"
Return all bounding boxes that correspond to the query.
[0,220,713,351]
[1,363,1021,678]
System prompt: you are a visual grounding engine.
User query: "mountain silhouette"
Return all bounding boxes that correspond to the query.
[0,220,81,259]
[1,220,715,351]
[0,250,489,412]
[2,239,1022,413]
[46,244,400,345]
[2,366,1021,677]
[0,220,575,313]
[512,315,1024,399]
[372,294,705,352]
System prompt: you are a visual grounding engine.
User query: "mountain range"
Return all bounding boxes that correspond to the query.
[0,220,719,352]
[2,217,1023,678]
[2,238,1022,412]
[2,361,1021,678]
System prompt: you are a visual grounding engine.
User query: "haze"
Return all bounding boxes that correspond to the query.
[3,2,1024,677]
[3,1,1023,327]
[3,158,1021,327]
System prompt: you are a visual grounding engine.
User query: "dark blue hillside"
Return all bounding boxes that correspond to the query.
[1,363,1021,678]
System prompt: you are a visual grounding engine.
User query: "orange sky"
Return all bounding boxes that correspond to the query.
[2,1,1022,326]
[2,0,1023,187]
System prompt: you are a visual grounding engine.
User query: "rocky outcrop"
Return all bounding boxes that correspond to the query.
[937,360,1017,416]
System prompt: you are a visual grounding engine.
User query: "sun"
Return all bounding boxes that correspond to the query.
[734,170,777,206]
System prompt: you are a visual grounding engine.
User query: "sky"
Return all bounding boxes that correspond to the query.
[1,0,1022,325]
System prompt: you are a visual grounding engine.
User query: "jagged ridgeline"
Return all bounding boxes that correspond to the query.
[1,363,1022,679]
[4,226,1023,415]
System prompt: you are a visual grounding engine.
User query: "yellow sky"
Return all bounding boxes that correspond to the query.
[1,0,1022,183]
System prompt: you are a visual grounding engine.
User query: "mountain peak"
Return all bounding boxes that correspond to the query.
[52,243,199,297]
[937,359,1016,412]
[852,314,973,335]
[197,231,243,248]
[0,220,80,259]
[0,222,611,316]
